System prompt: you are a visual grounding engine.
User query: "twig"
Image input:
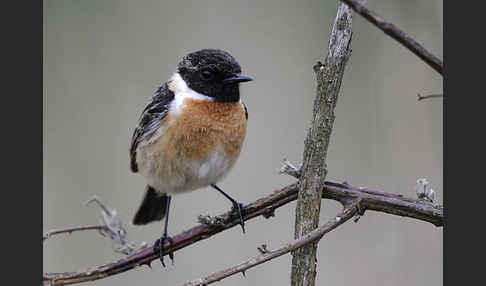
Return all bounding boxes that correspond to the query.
[43,181,443,285]
[85,196,139,255]
[340,0,443,75]
[279,158,301,179]
[181,203,360,286]
[417,93,443,101]
[43,225,106,242]
[44,196,142,255]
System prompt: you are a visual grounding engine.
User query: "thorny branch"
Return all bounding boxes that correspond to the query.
[340,0,443,75]
[181,202,361,286]
[44,2,444,285]
[43,178,443,285]
[43,225,106,242]
[84,196,141,255]
[185,1,445,281]
[43,196,144,255]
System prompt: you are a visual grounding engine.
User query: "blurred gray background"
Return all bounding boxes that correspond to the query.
[43,0,443,285]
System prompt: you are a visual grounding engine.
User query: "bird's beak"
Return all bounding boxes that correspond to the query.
[223,74,253,84]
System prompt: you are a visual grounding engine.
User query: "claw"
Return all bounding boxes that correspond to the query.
[153,235,174,267]
[231,202,245,233]
[211,184,246,234]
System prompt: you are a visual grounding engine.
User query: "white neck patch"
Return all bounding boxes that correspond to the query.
[168,72,212,100]
[167,72,213,116]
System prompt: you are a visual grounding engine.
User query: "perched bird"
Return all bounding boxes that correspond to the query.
[129,49,252,266]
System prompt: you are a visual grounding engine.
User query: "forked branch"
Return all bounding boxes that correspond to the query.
[181,202,361,286]
[43,180,442,285]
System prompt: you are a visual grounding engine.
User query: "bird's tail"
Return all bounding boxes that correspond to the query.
[132,186,168,225]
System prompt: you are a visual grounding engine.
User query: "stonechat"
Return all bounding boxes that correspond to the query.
[129,49,252,266]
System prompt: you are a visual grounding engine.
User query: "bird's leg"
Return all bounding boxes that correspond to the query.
[211,184,245,233]
[153,195,174,267]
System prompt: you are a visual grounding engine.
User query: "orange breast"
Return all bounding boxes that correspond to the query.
[135,98,247,192]
[159,99,247,165]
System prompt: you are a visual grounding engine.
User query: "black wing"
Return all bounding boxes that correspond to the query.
[130,83,175,172]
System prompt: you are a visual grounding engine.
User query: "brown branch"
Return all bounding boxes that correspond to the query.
[181,202,360,286]
[417,93,443,101]
[43,225,106,242]
[291,4,353,286]
[43,181,443,285]
[281,162,442,226]
[340,0,443,75]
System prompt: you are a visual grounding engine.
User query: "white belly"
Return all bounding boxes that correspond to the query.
[136,143,235,194]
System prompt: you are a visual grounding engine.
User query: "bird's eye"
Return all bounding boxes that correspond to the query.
[200,70,213,81]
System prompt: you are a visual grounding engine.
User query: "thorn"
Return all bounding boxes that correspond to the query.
[241,270,246,278]
[257,244,269,254]
[262,207,275,219]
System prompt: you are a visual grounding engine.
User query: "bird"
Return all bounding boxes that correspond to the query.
[129,49,252,267]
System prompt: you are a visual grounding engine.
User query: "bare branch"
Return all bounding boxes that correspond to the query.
[181,203,360,286]
[417,93,443,101]
[44,196,143,255]
[340,0,443,75]
[43,225,106,242]
[43,3,443,285]
[85,196,140,255]
[291,3,353,286]
[43,180,442,285]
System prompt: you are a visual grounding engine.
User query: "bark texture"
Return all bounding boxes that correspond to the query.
[290,4,353,286]
[43,180,443,285]
[181,203,360,286]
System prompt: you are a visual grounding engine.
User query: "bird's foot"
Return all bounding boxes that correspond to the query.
[230,201,246,234]
[153,234,174,267]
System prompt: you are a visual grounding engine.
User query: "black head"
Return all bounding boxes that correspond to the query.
[177,49,252,102]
